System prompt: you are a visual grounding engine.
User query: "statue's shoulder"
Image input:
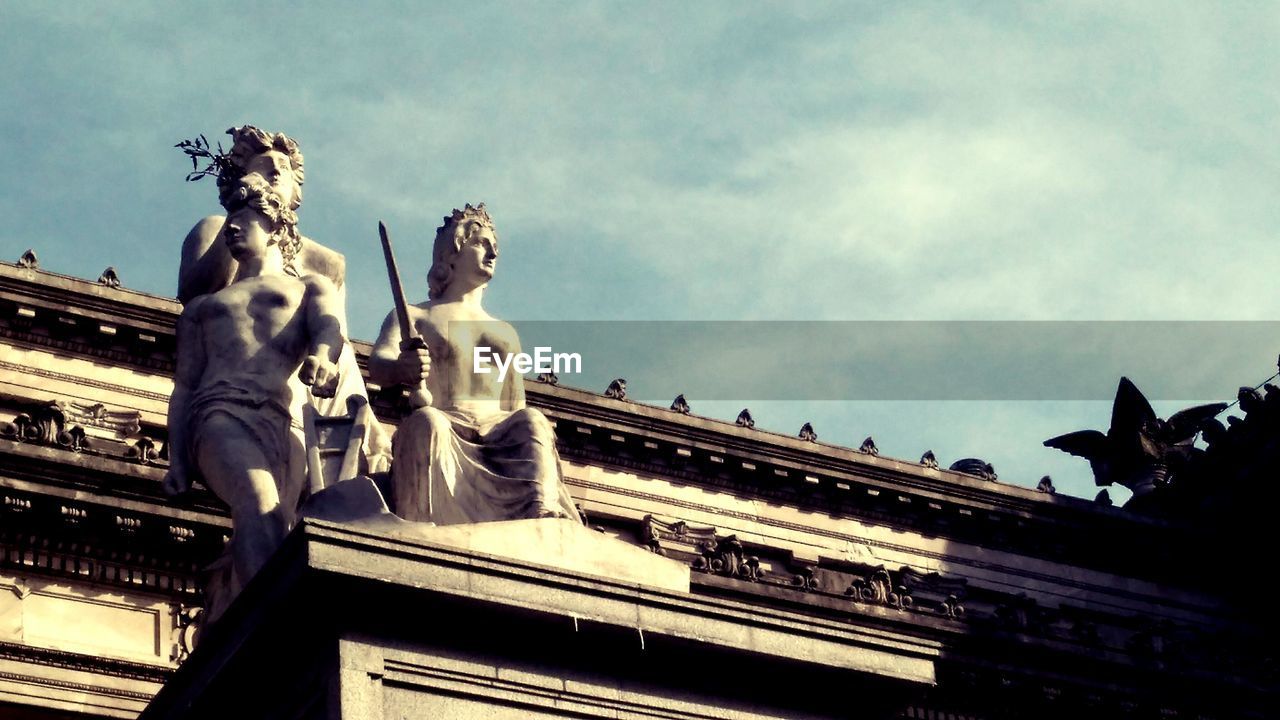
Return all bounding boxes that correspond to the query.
[178,216,234,303]
[179,292,213,321]
[298,271,338,296]
[297,237,346,289]
[411,298,449,319]
[188,214,226,235]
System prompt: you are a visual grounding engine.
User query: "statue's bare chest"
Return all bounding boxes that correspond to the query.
[414,313,514,369]
[202,278,306,333]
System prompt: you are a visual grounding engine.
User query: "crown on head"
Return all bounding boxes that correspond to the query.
[444,203,492,229]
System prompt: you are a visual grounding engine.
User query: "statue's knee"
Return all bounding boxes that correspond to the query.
[511,408,555,444]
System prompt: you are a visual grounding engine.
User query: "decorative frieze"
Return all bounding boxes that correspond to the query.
[55,399,142,438]
[1,403,92,452]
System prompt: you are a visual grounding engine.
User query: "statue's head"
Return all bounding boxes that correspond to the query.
[221,175,302,267]
[428,203,499,300]
[216,125,305,213]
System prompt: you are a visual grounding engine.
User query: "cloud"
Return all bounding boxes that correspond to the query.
[2,2,1274,496]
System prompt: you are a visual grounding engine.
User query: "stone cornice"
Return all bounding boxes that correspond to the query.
[0,263,1198,583]
[0,439,224,519]
[0,263,180,331]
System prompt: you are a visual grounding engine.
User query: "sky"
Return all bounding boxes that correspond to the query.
[2,2,1277,501]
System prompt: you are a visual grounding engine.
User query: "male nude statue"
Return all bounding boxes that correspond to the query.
[177,126,388,472]
[165,175,342,621]
[369,204,579,524]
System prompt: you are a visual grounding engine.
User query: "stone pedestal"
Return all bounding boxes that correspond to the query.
[140,519,937,720]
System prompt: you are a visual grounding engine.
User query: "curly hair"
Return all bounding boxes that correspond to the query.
[428,203,497,300]
[216,125,305,212]
[223,175,303,269]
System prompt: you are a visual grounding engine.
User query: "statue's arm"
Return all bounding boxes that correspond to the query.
[177,216,237,303]
[300,238,346,292]
[299,276,344,396]
[163,299,208,495]
[369,310,405,386]
[369,309,431,390]
[502,323,527,412]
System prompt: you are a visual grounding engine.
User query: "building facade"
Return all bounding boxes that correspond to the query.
[0,259,1270,718]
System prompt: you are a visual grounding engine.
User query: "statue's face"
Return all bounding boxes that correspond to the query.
[243,150,299,208]
[223,206,275,261]
[451,224,499,284]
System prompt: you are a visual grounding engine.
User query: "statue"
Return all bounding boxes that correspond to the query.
[177,126,341,303]
[1044,377,1225,504]
[176,126,389,469]
[369,204,580,524]
[165,175,343,622]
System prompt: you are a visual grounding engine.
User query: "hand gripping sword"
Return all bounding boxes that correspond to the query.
[379,221,433,409]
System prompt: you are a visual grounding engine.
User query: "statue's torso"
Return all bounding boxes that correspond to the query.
[410,303,519,410]
[194,274,312,393]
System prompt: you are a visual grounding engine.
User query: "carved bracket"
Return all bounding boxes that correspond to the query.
[669,394,691,415]
[846,567,914,611]
[641,516,764,581]
[604,378,627,400]
[170,604,204,664]
[790,564,821,592]
[125,436,160,464]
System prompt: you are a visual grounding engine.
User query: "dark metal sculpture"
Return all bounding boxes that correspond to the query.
[920,450,939,469]
[858,436,879,456]
[1043,377,1225,500]
[735,408,755,428]
[949,458,997,481]
[97,266,121,288]
[17,249,37,269]
[604,378,627,400]
[670,394,690,414]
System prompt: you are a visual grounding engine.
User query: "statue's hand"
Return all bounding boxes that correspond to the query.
[397,336,431,386]
[300,355,340,398]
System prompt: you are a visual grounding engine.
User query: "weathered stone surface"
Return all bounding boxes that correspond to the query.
[4,263,1268,719]
[389,517,691,594]
[139,521,936,720]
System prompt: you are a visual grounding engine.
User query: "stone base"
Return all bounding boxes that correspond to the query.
[301,475,690,591]
[141,518,937,720]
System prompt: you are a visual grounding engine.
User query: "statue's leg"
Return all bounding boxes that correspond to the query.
[390,407,453,522]
[489,408,576,519]
[195,413,288,586]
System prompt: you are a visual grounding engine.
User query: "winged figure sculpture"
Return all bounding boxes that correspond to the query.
[1043,377,1225,498]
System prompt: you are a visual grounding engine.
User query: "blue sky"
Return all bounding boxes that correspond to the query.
[3,2,1277,500]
